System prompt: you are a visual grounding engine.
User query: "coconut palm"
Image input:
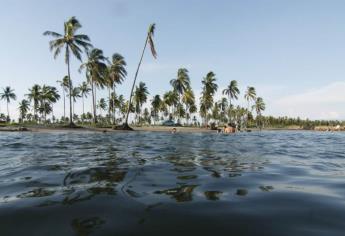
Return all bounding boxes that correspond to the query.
[124,23,157,129]
[170,68,191,121]
[244,86,256,128]
[170,68,191,97]
[253,97,266,129]
[97,98,107,117]
[151,95,162,124]
[69,87,81,117]
[222,80,240,122]
[56,76,69,121]
[108,53,127,124]
[200,72,218,127]
[117,95,126,121]
[40,85,60,122]
[163,90,179,119]
[79,48,108,123]
[0,86,17,120]
[18,99,30,122]
[134,82,149,124]
[44,16,92,126]
[79,81,91,121]
[26,84,41,121]
[182,88,196,124]
[38,102,52,121]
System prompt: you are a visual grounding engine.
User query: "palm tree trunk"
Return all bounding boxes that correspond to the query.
[229,95,232,123]
[44,100,47,123]
[108,88,111,124]
[247,100,250,129]
[113,85,116,125]
[6,101,9,121]
[125,35,149,126]
[91,80,97,123]
[94,87,97,121]
[63,89,65,122]
[82,96,84,124]
[51,104,54,123]
[66,46,73,126]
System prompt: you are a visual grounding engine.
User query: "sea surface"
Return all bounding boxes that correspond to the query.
[1,131,345,236]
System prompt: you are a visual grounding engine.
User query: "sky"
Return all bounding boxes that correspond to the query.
[1,0,345,120]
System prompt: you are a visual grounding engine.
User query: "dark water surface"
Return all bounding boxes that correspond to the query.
[1,131,345,236]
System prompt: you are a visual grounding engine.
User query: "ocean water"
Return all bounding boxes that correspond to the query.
[0,131,345,236]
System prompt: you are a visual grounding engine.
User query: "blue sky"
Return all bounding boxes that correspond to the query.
[1,0,345,120]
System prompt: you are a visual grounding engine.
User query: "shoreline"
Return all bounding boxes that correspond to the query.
[0,125,344,133]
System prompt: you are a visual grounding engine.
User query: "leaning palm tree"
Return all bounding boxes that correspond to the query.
[244,86,257,128]
[0,86,17,120]
[222,80,240,123]
[124,23,157,129]
[79,81,91,122]
[44,16,92,127]
[26,84,41,122]
[56,76,70,121]
[18,99,30,122]
[79,48,108,123]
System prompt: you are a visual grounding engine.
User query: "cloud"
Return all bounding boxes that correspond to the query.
[269,82,345,120]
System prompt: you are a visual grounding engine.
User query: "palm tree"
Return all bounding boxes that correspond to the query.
[69,87,81,117]
[38,102,52,121]
[244,86,256,128]
[18,99,30,122]
[97,98,107,117]
[79,81,91,122]
[108,53,127,125]
[44,16,92,127]
[134,82,149,124]
[163,90,179,120]
[151,95,162,125]
[170,68,191,121]
[56,76,69,121]
[117,95,126,121]
[80,48,108,123]
[182,88,196,124]
[26,84,41,121]
[222,80,240,123]
[219,97,228,123]
[0,86,16,120]
[124,23,157,129]
[40,85,60,122]
[253,97,266,129]
[200,72,218,127]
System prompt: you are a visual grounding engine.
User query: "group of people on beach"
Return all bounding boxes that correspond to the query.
[218,124,236,133]
[170,124,236,134]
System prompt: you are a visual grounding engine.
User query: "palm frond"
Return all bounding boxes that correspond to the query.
[43,31,62,38]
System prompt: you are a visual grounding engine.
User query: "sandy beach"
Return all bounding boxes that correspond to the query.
[0,125,217,133]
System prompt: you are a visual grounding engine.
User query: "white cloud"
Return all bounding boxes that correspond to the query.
[268,82,345,120]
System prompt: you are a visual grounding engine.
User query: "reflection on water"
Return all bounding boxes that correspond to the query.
[0,131,345,235]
